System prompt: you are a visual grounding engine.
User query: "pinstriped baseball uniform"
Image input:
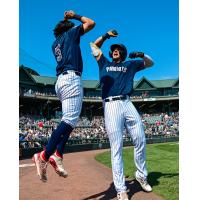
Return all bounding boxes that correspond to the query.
[98,54,148,193]
[44,24,85,159]
[32,16,96,183]
[55,71,83,127]
[52,24,84,127]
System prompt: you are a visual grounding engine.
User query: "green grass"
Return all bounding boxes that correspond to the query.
[95,142,179,200]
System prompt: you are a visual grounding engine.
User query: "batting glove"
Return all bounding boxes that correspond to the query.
[129,52,144,59]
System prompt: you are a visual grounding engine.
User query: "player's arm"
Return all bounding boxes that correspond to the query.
[90,42,102,61]
[94,30,118,48]
[64,10,95,33]
[129,52,154,68]
[143,54,154,68]
[90,30,118,61]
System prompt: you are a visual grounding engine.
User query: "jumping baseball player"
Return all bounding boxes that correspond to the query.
[32,10,95,182]
[90,30,154,200]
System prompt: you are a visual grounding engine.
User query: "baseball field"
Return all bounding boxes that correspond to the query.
[95,142,179,200]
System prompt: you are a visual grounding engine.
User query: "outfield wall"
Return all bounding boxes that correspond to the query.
[19,136,179,159]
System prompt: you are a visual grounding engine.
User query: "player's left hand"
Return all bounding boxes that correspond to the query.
[64,10,75,20]
[129,52,144,59]
[107,29,118,37]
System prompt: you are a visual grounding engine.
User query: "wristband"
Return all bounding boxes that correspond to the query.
[73,14,83,20]
[138,52,144,58]
[102,33,110,41]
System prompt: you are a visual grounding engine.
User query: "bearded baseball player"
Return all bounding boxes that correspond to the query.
[90,30,154,200]
[32,10,95,182]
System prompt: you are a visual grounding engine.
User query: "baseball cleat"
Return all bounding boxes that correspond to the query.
[117,191,129,200]
[135,176,152,192]
[49,154,68,178]
[32,151,48,182]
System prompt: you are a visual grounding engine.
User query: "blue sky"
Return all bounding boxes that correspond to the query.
[19,0,179,81]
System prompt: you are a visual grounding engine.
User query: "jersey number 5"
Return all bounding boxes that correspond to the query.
[55,44,62,62]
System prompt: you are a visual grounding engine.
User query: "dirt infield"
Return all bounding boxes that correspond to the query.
[19,149,165,200]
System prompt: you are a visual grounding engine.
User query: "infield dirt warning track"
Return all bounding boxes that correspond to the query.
[19,149,165,200]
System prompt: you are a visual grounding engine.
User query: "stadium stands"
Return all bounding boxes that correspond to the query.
[19,112,179,149]
[19,65,179,150]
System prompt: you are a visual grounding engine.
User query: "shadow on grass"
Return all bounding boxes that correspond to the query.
[82,172,178,200]
[148,172,179,187]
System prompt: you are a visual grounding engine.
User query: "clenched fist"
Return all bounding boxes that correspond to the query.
[64,10,75,20]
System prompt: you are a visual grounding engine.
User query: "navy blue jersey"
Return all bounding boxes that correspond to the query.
[52,25,84,76]
[98,54,145,99]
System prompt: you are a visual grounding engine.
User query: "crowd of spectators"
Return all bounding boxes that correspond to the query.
[19,114,57,148]
[20,88,57,97]
[141,112,179,136]
[19,112,179,148]
[20,88,178,99]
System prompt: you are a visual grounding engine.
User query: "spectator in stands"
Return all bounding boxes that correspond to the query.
[19,112,179,148]
[38,121,44,130]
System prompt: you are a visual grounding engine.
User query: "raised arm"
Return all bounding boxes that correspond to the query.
[143,54,154,68]
[129,52,154,68]
[90,30,118,61]
[64,10,95,34]
[94,30,118,48]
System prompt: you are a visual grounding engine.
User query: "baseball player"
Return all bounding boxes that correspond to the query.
[90,30,154,200]
[32,10,95,182]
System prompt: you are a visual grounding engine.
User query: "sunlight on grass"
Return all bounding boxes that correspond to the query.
[95,142,179,200]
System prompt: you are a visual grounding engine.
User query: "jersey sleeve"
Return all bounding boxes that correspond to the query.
[132,60,145,72]
[97,54,110,69]
[69,25,84,41]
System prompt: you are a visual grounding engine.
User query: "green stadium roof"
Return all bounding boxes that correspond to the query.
[19,66,179,89]
[133,76,178,89]
[150,79,178,88]
[82,80,99,88]
[31,75,57,85]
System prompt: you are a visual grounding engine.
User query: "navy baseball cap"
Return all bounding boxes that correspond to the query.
[110,44,127,61]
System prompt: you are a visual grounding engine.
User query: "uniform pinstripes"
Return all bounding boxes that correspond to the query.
[124,100,147,179]
[104,101,126,192]
[104,98,147,192]
[55,71,83,127]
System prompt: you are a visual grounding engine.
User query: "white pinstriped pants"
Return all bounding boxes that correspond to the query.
[55,71,83,128]
[104,98,147,193]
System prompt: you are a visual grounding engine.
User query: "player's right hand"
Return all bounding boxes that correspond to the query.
[64,10,75,20]
[129,52,144,59]
[107,29,118,37]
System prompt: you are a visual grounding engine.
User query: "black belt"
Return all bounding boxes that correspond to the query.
[104,95,128,102]
[62,70,81,77]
